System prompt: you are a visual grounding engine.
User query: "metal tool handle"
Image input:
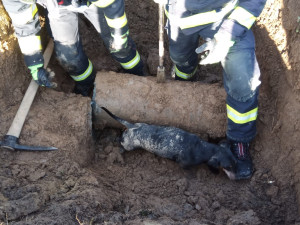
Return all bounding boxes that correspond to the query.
[158,3,165,68]
[7,39,54,138]
[157,3,166,83]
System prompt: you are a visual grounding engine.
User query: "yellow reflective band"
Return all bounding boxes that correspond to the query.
[164,7,169,18]
[228,6,257,29]
[166,0,238,30]
[227,104,258,124]
[111,30,129,38]
[180,10,223,29]
[9,4,38,26]
[18,35,42,55]
[32,4,38,17]
[175,66,197,80]
[71,60,93,81]
[120,51,140,69]
[105,13,128,29]
[93,0,115,8]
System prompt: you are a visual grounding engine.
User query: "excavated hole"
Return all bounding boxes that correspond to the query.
[0,0,299,224]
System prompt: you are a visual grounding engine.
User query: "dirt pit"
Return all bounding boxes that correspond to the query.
[1,0,300,224]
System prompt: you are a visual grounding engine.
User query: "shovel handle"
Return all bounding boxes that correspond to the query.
[158,3,165,67]
[157,3,166,83]
[7,39,54,138]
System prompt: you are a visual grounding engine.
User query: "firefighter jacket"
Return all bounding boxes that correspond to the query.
[165,0,267,39]
[2,0,129,68]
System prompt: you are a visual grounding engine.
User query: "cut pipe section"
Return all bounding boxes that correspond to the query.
[92,71,227,138]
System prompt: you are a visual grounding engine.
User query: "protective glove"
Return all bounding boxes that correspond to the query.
[196,31,235,65]
[29,65,57,88]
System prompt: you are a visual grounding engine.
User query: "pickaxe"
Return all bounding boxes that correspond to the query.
[0,39,58,151]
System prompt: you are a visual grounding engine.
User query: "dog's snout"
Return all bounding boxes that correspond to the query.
[223,168,236,180]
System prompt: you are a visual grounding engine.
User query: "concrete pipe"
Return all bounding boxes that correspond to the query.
[92,71,227,138]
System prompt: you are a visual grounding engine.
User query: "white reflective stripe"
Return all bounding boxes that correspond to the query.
[71,60,93,81]
[18,35,42,55]
[105,13,128,29]
[175,66,197,79]
[167,0,238,29]
[120,51,140,69]
[228,6,257,29]
[227,104,258,124]
[9,4,38,26]
[93,0,115,7]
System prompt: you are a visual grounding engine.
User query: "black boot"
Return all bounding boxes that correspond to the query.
[175,74,197,82]
[123,60,146,76]
[74,69,96,97]
[173,65,197,82]
[229,141,254,180]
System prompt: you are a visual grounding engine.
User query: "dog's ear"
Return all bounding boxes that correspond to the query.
[207,157,220,174]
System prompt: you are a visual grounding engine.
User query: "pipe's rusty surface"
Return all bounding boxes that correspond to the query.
[93,71,227,138]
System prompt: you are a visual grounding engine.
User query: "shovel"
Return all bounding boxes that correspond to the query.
[0,39,58,151]
[156,3,166,83]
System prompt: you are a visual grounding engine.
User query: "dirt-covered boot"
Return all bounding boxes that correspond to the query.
[172,65,198,82]
[230,141,254,180]
[74,69,96,97]
[123,60,146,76]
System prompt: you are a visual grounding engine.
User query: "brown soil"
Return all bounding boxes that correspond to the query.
[1,0,300,224]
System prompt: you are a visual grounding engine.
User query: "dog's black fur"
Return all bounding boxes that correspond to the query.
[101,107,237,178]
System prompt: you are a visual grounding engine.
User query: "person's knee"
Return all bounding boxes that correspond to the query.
[226,79,260,102]
[109,36,134,58]
[223,49,261,102]
[55,41,88,74]
[170,51,197,68]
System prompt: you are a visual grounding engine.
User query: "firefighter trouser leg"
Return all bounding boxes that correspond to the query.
[168,20,261,141]
[167,22,198,80]
[199,22,261,142]
[47,9,95,87]
[222,32,261,142]
[83,5,143,76]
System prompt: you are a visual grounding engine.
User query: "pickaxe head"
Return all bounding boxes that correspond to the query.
[0,135,58,151]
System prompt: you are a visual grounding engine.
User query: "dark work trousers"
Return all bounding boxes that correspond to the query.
[45,4,142,81]
[167,20,261,142]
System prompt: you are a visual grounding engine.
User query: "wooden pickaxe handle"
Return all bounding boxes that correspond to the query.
[6,39,54,138]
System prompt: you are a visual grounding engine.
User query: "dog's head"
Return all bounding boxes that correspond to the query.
[207,146,237,180]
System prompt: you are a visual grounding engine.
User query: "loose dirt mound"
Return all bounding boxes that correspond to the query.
[0,0,300,224]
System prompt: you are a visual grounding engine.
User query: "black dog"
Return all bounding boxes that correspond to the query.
[101,107,237,180]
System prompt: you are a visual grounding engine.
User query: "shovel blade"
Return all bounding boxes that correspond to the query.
[157,66,166,83]
[0,135,58,151]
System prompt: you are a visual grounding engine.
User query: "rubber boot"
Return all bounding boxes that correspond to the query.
[74,69,96,97]
[229,140,254,180]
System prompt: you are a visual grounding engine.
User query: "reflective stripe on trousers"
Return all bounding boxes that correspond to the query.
[167,20,260,141]
[165,0,238,30]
